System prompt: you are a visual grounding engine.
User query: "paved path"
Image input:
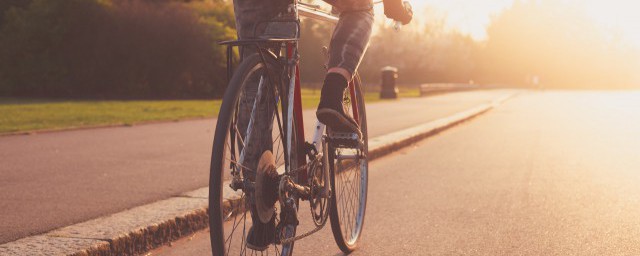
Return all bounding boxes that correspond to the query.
[0,90,513,244]
[150,91,640,255]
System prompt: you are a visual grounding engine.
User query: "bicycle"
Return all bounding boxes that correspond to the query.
[208,2,374,255]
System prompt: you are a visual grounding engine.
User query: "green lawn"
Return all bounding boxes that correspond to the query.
[0,98,224,133]
[0,88,419,134]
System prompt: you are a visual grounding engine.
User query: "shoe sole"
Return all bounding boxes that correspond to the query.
[316,109,362,138]
[246,244,269,251]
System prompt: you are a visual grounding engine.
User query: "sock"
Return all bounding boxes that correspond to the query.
[319,73,348,107]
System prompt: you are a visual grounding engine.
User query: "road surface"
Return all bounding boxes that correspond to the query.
[150,91,640,255]
[0,90,512,244]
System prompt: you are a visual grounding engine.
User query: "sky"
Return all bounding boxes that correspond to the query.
[409,0,640,47]
[411,0,513,40]
[582,0,640,47]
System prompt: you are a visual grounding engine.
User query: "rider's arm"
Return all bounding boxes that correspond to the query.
[382,0,413,25]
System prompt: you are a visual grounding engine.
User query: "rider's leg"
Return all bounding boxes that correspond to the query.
[316,8,374,136]
[233,0,288,251]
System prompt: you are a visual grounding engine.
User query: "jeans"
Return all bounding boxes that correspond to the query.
[233,0,374,75]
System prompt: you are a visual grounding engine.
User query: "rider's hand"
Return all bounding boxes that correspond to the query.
[383,0,413,25]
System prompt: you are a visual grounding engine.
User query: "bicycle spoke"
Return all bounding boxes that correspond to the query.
[226,206,248,253]
[333,150,364,243]
[225,156,256,175]
[235,123,247,149]
[340,170,351,235]
[274,132,285,169]
[241,209,248,255]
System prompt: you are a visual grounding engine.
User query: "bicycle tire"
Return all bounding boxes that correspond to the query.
[209,53,299,256]
[328,73,369,253]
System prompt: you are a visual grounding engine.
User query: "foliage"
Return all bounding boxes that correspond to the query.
[0,0,108,96]
[298,1,640,89]
[188,0,236,74]
[360,16,478,84]
[1,0,638,99]
[296,9,479,85]
[0,0,31,25]
[0,0,236,99]
[298,18,332,83]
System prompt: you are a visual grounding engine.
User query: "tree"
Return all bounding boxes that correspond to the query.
[0,0,237,98]
[360,13,478,85]
[0,0,31,25]
[298,18,333,85]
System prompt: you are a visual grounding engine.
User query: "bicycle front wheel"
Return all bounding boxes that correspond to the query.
[328,73,369,253]
[209,53,298,256]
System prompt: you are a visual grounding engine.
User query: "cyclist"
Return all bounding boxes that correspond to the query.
[232,0,412,251]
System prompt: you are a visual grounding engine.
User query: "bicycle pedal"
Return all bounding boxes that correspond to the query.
[326,132,361,148]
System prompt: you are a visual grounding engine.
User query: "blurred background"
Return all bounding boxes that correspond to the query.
[0,0,638,100]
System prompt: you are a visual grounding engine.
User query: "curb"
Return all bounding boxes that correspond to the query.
[0,93,516,255]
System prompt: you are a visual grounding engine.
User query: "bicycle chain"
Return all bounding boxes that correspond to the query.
[280,216,329,244]
[280,190,330,245]
[278,157,331,245]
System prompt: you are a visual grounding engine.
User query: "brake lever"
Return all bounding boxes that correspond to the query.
[393,21,402,31]
[393,1,413,31]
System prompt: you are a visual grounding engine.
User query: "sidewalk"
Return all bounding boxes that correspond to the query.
[0,90,515,245]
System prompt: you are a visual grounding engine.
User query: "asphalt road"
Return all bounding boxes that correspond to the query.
[0,90,512,244]
[150,91,640,255]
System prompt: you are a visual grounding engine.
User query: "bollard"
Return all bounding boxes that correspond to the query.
[380,66,399,99]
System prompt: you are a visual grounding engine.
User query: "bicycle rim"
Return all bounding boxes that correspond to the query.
[209,53,297,256]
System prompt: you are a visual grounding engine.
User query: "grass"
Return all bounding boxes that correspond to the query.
[0,88,419,134]
[0,98,223,133]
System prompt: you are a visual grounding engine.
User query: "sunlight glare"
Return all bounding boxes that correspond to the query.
[412,0,640,47]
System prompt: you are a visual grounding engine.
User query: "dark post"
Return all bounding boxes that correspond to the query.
[380,66,399,99]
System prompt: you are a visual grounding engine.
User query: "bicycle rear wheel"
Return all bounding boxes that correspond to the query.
[209,53,299,256]
[328,74,369,253]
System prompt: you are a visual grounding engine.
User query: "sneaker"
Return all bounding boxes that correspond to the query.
[246,216,276,251]
[316,73,362,138]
